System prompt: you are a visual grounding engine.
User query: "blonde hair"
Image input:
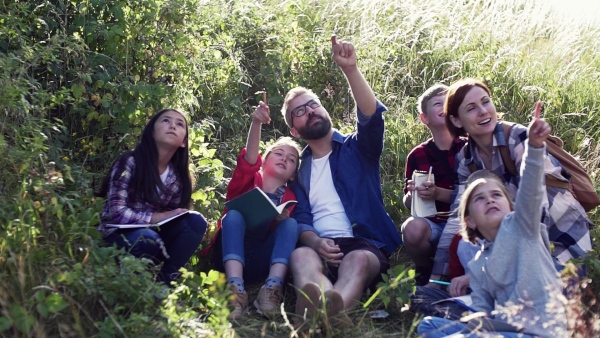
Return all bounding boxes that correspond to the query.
[263,136,303,173]
[281,87,318,127]
[459,170,514,244]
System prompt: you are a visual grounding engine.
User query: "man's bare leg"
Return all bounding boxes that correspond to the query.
[290,247,333,318]
[290,246,334,291]
[332,250,381,311]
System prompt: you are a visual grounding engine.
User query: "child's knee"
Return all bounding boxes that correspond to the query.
[222,209,245,227]
[186,213,208,236]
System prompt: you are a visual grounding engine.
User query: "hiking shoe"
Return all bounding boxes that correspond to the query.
[254,284,283,317]
[227,284,248,320]
[295,282,322,321]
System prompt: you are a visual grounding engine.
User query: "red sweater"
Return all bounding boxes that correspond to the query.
[202,148,297,255]
[448,233,465,279]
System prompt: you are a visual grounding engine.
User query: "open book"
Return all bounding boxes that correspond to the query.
[432,294,477,313]
[411,171,437,217]
[106,210,200,229]
[461,312,523,333]
[225,187,297,228]
[433,295,523,333]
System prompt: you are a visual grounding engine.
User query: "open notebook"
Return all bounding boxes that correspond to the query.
[411,171,437,217]
[106,210,200,229]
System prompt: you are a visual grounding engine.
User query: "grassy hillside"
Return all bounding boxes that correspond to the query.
[0,0,598,336]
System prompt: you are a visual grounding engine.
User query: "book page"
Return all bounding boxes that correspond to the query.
[411,171,438,218]
[431,294,477,313]
[275,200,297,214]
[106,210,198,228]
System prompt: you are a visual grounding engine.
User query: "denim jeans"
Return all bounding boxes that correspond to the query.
[417,316,534,338]
[105,213,207,286]
[220,209,298,284]
[410,286,469,320]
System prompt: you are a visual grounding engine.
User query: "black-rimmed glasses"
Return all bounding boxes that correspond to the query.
[290,99,321,118]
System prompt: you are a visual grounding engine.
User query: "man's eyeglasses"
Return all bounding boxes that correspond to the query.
[290,99,321,118]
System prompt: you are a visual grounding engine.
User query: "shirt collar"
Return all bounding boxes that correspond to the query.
[464,122,507,163]
[300,129,343,159]
[482,239,493,251]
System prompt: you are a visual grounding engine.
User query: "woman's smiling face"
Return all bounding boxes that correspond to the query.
[450,85,497,137]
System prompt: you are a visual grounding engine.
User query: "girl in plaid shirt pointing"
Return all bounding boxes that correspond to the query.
[97,108,208,287]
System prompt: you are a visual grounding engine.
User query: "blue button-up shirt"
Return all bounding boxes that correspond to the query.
[290,101,402,256]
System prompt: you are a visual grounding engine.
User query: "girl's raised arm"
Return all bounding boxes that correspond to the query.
[244,99,270,165]
[513,102,550,237]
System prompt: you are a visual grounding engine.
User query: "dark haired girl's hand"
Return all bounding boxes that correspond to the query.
[152,208,188,223]
[527,101,551,148]
[252,101,270,124]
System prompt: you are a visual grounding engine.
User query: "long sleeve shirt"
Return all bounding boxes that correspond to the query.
[433,122,592,276]
[290,101,402,256]
[468,142,567,337]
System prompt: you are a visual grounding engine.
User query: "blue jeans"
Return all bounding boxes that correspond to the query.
[410,286,469,320]
[220,209,298,284]
[417,316,534,338]
[105,213,207,286]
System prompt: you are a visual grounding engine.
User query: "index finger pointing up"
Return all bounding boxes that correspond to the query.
[331,34,338,46]
[534,101,543,120]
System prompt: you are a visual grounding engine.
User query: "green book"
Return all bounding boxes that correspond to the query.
[225,187,297,228]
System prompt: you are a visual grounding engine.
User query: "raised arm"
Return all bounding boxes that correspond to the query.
[244,101,270,165]
[331,35,376,117]
[513,102,550,237]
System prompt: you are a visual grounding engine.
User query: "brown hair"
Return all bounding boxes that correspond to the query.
[417,84,448,115]
[281,87,318,128]
[459,169,513,244]
[444,78,492,137]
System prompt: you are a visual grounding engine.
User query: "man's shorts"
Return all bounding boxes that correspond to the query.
[322,237,389,290]
[401,217,445,247]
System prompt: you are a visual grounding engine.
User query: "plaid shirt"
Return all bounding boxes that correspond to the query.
[98,155,182,238]
[433,122,592,276]
[404,137,467,223]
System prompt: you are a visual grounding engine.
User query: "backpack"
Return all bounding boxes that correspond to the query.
[466,121,600,212]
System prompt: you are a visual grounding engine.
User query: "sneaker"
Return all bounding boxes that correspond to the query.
[294,282,322,321]
[227,284,248,320]
[254,284,283,317]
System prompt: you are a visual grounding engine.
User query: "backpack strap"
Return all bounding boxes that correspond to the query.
[466,121,518,176]
[498,122,518,177]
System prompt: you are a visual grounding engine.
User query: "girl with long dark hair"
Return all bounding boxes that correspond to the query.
[97,108,207,286]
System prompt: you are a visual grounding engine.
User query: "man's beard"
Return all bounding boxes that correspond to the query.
[297,115,332,140]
